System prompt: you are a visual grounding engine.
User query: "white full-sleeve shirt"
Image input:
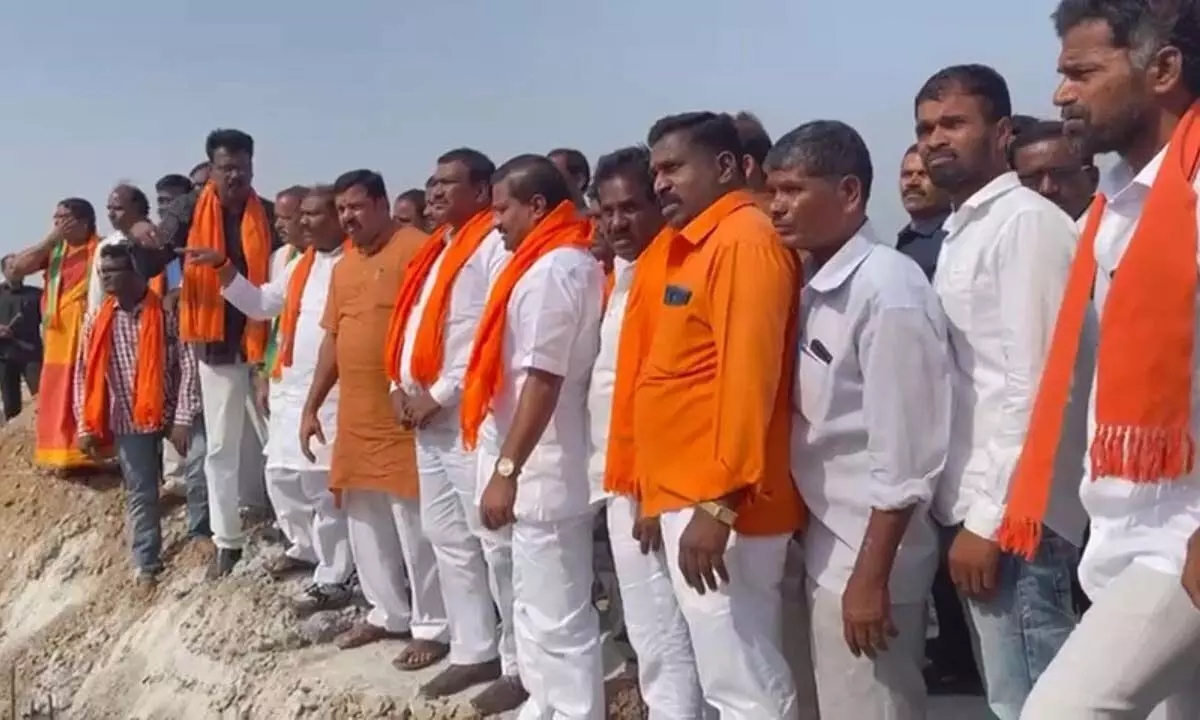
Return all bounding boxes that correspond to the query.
[479,246,604,523]
[223,244,344,470]
[932,172,1089,547]
[791,222,952,604]
[587,255,634,505]
[397,229,504,428]
[1079,145,1200,598]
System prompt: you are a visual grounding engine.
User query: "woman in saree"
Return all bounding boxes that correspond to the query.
[10,198,104,471]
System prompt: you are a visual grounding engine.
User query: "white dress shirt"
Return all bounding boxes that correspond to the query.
[397,230,504,418]
[480,246,604,522]
[222,244,344,470]
[933,172,1089,546]
[86,231,127,314]
[1079,146,1200,597]
[791,222,952,604]
[587,256,634,505]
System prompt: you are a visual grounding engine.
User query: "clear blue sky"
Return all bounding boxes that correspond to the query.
[0,1,1065,256]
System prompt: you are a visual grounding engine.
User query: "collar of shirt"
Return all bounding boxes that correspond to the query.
[678,189,757,246]
[901,213,949,239]
[1101,145,1167,207]
[943,171,1022,238]
[806,221,879,295]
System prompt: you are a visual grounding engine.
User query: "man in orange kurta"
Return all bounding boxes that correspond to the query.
[636,112,804,719]
[299,170,449,668]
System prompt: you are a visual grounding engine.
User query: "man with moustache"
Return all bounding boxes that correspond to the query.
[185,185,355,612]
[895,144,952,280]
[392,188,428,231]
[88,184,153,313]
[914,65,1088,719]
[638,111,804,719]
[589,145,704,717]
[1012,2,1200,717]
[131,128,281,578]
[766,119,951,719]
[462,154,605,718]
[1009,120,1098,220]
[299,170,450,665]
[383,148,525,707]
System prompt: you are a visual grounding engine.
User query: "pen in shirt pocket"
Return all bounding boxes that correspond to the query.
[801,338,833,365]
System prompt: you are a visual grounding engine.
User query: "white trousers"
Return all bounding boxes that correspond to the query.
[1021,562,1200,720]
[266,467,353,586]
[607,495,704,719]
[594,505,636,681]
[344,488,449,640]
[780,539,821,720]
[418,424,517,669]
[198,361,253,549]
[513,514,604,720]
[808,577,928,719]
[660,508,798,720]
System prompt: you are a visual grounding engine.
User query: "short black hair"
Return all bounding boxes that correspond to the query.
[189,161,211,177]
[276,185,309,202]
[493,154,572,209]
[647,111,743,158]
[396,188,426,209]
[903,143,920,157]
[205,129,255,160]
[1053,0,1200,95]
[764,120,874,205]
[437,148,496,186]
[113,184,150,218]
[98,240,149,279]
[332,169,388,201]
[733,111,772,165]
[547,148,591,190]
[593,145,656,203]
[1011,114,1042,137]
[58,197,97,235]
[155,174,193,195]
[1008,120,1093,166]
[914,64,1013,123]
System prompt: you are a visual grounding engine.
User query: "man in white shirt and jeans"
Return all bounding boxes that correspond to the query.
[766,119,952,718]
[914,64,1090,720]
[1018,3,1200,718]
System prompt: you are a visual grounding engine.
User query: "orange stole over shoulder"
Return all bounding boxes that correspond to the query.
[999,101,1200,560]
[80,294,166,443]
[603,228,672,497]
[180,183,271,361]
[384,209,494,385]
[460,202,592,449]
[273,240,349,379]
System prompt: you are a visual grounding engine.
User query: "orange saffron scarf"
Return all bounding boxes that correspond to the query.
[272,240,349,379]
[149,273,166,297]
[603,228,672,497]
[81,293,166,443]
[179,183,271,361]
[460,201,592,449]
[384,209,494,385]
[999,101,1200,560]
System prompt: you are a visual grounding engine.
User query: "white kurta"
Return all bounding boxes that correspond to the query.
[223,245,344,470]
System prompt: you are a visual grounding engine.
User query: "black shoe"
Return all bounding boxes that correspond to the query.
[206,548,243,579]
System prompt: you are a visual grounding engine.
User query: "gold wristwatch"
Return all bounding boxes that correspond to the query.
[698,501,737,527]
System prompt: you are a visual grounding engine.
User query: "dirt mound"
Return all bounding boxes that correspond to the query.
[0,402,647,719]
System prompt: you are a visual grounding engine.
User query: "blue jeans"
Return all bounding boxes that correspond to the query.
[182,421,210,539]
[955,526,1080,720]
[116,433,165,574]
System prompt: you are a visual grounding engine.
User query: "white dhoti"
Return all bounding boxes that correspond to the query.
[419,422,517,669]
[513,513,604,720]
[780,538,821,719]
[1021,562,1200,720]
[660,507,799,720]
[607,495,703,718]
[267,467,353,585]
[807,577,927,719]
[344,488,449,640]
[198,361,254,550]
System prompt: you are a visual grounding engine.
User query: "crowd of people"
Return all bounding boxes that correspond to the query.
[3,1,1200,718]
